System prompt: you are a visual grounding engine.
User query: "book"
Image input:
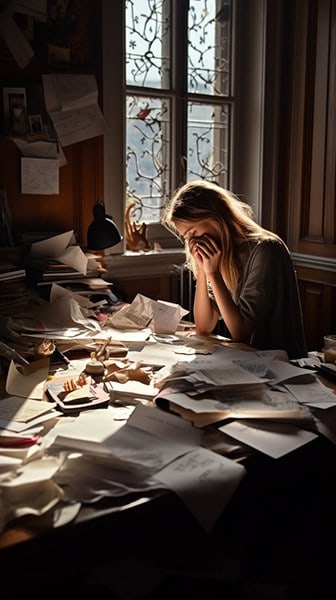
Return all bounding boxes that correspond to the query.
[154,388,310,428]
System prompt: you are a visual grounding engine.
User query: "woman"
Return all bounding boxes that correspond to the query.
[162,180,307,359]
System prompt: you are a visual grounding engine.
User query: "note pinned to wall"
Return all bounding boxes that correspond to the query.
[21,157,59,195]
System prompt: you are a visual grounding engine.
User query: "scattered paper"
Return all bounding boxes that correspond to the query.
[30,230,75,258]
[154,446,246,531]
[285,378,336,409]
[107,293,188,334]
[0,396,55,423]
[14,138,67,167]
[6,358,50,400]
[219,420,318,459]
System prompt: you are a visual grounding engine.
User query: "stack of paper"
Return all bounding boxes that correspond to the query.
[153,346,315,427]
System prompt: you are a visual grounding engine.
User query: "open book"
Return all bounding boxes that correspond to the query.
[154,387,311,427]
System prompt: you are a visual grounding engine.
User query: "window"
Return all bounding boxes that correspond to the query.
[125,0,233,225]
[102,0,234,256]
[102,0,269,268]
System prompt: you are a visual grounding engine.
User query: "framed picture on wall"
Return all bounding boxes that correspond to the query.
[26,113,49,141]
[2,87,27,137]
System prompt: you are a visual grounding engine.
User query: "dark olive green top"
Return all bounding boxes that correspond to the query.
[213,238,307,359]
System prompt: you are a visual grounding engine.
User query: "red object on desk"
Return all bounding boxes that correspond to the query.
[0,434,40,447]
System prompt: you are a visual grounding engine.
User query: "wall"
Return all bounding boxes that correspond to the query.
[0,1,103,247]
[277,0,336,351]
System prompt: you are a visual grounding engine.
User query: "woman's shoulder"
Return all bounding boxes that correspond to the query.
[254,235,289,255]
[240,236,291,267]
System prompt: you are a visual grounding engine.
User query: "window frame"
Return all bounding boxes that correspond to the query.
[101,0,268,276]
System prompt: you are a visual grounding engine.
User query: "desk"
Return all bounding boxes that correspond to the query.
[1,336,336,599]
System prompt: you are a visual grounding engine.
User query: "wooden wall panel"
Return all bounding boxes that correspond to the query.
[297,266,336,351]
[287,0,336,258]
[276,0,336,350]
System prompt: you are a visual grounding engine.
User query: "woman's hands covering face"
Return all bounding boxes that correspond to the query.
[189,234,221,275]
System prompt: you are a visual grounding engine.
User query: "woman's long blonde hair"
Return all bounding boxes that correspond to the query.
[162,180,279,290]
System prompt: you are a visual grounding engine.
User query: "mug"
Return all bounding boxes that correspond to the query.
[323,334,336,363]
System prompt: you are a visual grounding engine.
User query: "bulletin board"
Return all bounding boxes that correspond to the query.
[0,0,103,248]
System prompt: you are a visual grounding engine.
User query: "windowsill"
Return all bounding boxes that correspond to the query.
[104,248,186,279]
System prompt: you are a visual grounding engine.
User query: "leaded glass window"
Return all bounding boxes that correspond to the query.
[125,0,233,224]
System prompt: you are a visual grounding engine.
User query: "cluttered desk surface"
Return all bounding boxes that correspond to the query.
[1,286,336,600]
[1,233,336,554]
[1,301,336,540]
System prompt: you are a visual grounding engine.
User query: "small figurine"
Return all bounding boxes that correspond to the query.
[125,202,151,251]
[85,351,105,375]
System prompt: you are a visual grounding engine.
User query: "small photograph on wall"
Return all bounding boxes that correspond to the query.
[26,114,49,142]
[3,87,27,137]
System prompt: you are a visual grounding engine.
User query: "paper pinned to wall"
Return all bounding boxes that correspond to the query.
[21,157,59,195]
[14,138,67,167]
[42,73,107,147]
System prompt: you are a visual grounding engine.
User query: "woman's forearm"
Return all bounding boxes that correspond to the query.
[207,272,254,341]
[193,272,219,333]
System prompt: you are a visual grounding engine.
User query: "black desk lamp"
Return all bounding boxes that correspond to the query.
[87,200,123,272]
[87,201,123,250]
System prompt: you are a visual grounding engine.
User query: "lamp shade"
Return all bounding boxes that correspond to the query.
[87,202,123,250]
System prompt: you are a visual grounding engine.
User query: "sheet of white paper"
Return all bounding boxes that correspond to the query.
[97,327,152,342]
[128,403,202,445]
[42,74,106,146]
[50,103,106,147]
[266,360,317,386]
[0,455,22,470]
[0,410,61,433]
[0,456,61,487]
[46,404,202,476]
[285,378,336,409]
[30,230,74,258]
[50,283,93,309]
[0,478,63,534]
[55,244,88,275]
[21,157,59,194]
[312,406,336,444]
[154,446,246,531]
[127,342,196,367]
[14,138,67,166]
[152,299,188,334]
[53,453,159,502]
[43,73,98,111]
[6,358,50,400]
[0,396,55,423]
[108,294,187,334]
[219,420,318,459]
[36,295,101,334]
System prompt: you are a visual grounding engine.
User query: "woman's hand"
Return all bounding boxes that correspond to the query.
[189,235,221,275]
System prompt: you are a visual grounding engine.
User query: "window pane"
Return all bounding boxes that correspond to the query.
[188,0,231,96]
[125,0,171,88]
[126,95,170,223]
[187,102,230,186]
